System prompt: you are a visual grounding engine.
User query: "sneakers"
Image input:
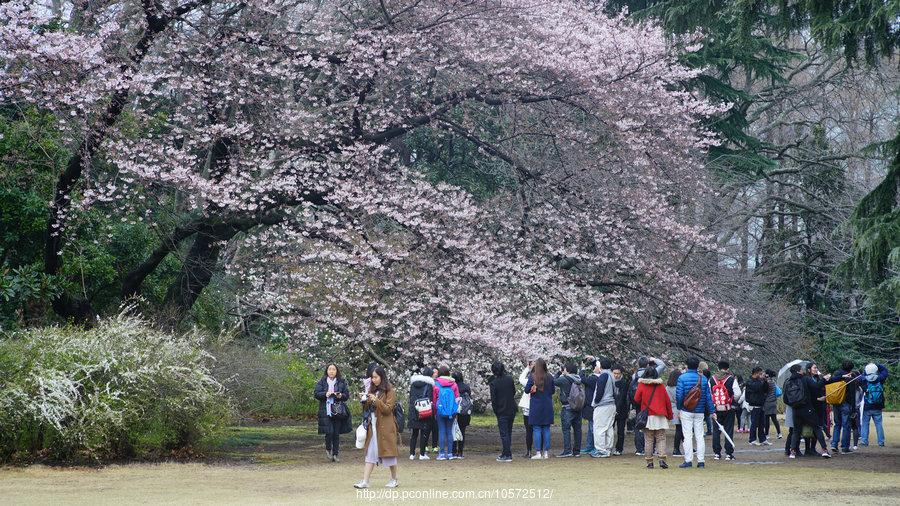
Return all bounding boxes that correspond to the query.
[353,481,370,489]
[777,433,783,439]
[762,441,773,446]
[496,456,512,462]
[789,451,796,459]
[333,454,340,463]
[697,462,706,468]
[419,454,430,460]
[749,441,761,446]
[672,451,683,456]
[725,454,735,461]
[852,445,859,451]
[713,454,721,460]
[522,451,532,459]
[647,462,654,469]
[556,452,574,458]
[659,459,668,469]
[678,462,692,468]
[436,453,448,461]
[409,454,416,460]
[634,451,645,456]
[325,450,333,461]
[531,453,544,460]
[591,451,611,458]
[822,452,832,459]
[385,479,399,488]
[612,451,622,456]
[841,448,853,454]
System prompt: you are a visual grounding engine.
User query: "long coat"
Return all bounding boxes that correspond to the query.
[363,387,400,458]
[523,374,555,426]
[314,376,353,435]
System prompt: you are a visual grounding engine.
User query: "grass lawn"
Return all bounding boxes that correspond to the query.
[2,413,899,505]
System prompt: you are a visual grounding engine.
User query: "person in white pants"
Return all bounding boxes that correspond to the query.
[680,411,709,464]
[675,357,716,468]
[586,358,617,457]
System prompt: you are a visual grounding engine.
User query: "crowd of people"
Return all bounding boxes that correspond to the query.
[311,355,891,489]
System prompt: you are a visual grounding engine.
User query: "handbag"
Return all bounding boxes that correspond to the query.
[634,384,659,431]
[330,400,349,420]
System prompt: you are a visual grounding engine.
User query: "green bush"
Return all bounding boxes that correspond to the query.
[0,311,232,463]
[210,345,319,419]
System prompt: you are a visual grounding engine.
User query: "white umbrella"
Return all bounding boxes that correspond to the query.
[714,420,735,448]
[776,359,811,389]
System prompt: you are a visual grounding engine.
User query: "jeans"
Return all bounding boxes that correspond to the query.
[581,417,594,453]
[592,404,617,454]
[533,425,551,452]
[749,407,766,443]
[832,403,852,450]
[614,409,628,453]
[712,409,735,456]
[861,409,884,446]
[680,411,706,463]
[496,415,514,458]
[560,406,582,455]
[436,415,454,456]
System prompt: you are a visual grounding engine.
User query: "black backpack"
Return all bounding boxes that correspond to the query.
[783,376,808,407]
[393,403,406,432]
[628,376,640,409]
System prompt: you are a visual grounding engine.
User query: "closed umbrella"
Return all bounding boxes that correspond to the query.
[776,359,811,389]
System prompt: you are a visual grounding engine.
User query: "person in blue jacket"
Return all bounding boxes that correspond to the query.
[675,356,716,468]
[524,358,556,459]
[861,363,889,447]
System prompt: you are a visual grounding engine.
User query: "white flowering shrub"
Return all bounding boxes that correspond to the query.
[0,312,231,462]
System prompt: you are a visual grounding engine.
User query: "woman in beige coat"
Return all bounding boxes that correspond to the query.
[354,366,400,489]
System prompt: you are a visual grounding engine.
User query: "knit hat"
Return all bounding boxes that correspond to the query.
[865,363,878,382]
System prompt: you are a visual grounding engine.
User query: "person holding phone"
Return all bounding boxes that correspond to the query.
[354,366,399,489]
[314,363,352,462]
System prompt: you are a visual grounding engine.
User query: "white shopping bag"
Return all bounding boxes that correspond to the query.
[452,418,463,442]
[355,423,367,449]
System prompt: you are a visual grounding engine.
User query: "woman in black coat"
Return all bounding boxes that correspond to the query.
[314,363,352,462]
[452,371,472,459]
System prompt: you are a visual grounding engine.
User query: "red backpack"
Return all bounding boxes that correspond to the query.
[711,375,733,411]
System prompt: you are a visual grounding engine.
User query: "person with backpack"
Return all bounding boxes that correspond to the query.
[554,362,583,458]
[489,361,517,462]
[524,358,555,459]
[314,363,352,463]
[676,356,716,468]
[666,369,683,456]
[518,361,534,458]
[451,371,472,459]
[579,356,597,455]
[763,369,782,440]
[629,356,667,456]
[354,366,400,489]
[736,375,750,433]
[826,360,860,453]
[612,364,630,456]
[407,367,435,460]
[588,357,617,458]
[860,363,888,447]
[710,360,742,461]
[431,365,460,461]
[633,366,673,469]
[783,363,831,459]
[744,367,770,446]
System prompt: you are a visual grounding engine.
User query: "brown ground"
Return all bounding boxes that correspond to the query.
[2,413,899,504]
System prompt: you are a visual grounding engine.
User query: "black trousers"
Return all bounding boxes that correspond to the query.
[791,406,827,454]
[749,407,766,442]
[523,414,533,453]
[323,418,341,456]
[430,416,438,447]
[497,415,514,458]
[614,409,629,453]
[453,414,471,456]
[764,413,781,436]
[409,417,432,455]
[673,423,684,454]
[712,409,735,456]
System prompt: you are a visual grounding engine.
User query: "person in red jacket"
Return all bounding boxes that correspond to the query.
[633,366,674,469]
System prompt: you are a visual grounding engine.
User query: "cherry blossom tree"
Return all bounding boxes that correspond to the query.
[1,0,759,374]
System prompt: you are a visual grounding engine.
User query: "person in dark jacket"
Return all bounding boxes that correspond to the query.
[579,356,597,455]
[786,364,832,459]
[826,360,860,453]
[452,371,472,459]
[407,367,435,460]
[804,363,827,455]
[524,358,556,459]
[554,363,583,458]
[763,369,781,440]
[490,361,517,462]
[612,364,630,456]
[314,363,352,462]
[744,367,770,445]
